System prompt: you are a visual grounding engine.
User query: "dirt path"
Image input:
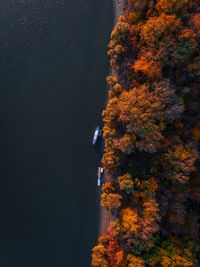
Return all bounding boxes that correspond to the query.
[99,203,112,234]
[113,0,125,24]
[98,0,124,236]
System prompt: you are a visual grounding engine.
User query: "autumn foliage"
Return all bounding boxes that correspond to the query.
[92,0,200,265]
[156,0,189,13]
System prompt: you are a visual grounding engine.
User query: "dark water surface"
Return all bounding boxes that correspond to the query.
[0,0,113,266]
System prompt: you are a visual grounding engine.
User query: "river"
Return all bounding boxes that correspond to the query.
[0,0,113,266]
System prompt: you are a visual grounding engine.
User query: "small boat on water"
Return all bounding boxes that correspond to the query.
[92,126,100,145]
[97,167,104,186]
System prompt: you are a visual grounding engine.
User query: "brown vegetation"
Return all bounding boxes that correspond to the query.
[92,0,200,265]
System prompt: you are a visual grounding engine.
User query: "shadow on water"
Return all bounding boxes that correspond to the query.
[94,137,104,159]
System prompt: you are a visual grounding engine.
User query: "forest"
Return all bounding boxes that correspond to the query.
[91,0,200,266]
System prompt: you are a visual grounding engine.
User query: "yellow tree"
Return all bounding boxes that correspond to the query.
[116,80,183,153]
[102,148,120,172]
[132,50,162,79]
[121,207,140,233]
[165,144,197,183]
[140,13,181,45]
[127,254,145,267]
[110,17,130,44]
[161,255,193,267]
[113,134,135,154]
[91,244,108,267]
[102,125,117,139]
[102,97,119,124]
[108,83,122,99]
[118,173,134,193]
[101,182,122,210]
[101,193,122,210]
[140,199,160,242]
[117,84,165,153]
[156,0,188,13]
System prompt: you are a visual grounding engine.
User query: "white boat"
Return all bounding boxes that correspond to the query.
[97,167,104,186]
[92,126,100,145]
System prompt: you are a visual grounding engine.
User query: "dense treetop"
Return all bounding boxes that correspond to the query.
[92,0,200,266]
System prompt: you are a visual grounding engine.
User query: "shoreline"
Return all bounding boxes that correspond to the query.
[98,0,124,236]
[92,1,200,265]
[113,0,124,25]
